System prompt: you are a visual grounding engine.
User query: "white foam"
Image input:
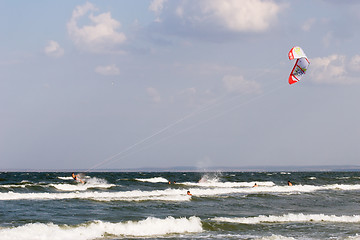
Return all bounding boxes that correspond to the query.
[198,233,296,240]
[3,183,360,202]
[337,177,351,180]
[57,176,74,180]
[0,188,191,202]
[135,177,169,183]
[255,235,296,240]
[213,213,360,224]
[0,184,31,188]
[0,182,115,191]
[0,216,202,240]
[0,177,115,191]
[51,177,115,191]
[182,181,275,188]
[346,234,360,240]
[324,184,360,191]
[175,184,334,197]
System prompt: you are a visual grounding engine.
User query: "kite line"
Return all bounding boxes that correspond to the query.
[85,62,286,171]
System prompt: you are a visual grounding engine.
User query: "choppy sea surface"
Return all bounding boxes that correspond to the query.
[1,171,360,240]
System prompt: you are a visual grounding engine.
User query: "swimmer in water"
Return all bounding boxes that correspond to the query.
[72,172,85,184]
[288,181,293,186]
[187,190,192,196]
[253,183,258,187]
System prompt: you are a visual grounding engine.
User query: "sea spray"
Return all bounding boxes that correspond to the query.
[51,177,115,191]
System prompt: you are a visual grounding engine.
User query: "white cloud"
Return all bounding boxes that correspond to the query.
[175,6,184,18]
[149,0,168,22]
[349,55,360,72]
[44,40,64,57]
[149,0,167,14]
[95,64,120,76]
[67,2,126,53]
[147,87,161,103]
[302,18,316,31]
[172,0,282,33]
[310,54,360,84]
[222,75,262,94]
[200,0,281,32]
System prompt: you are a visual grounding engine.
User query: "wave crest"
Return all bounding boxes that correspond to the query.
[135,177,169,183]
[0,216,202,240]
[213,213,360,224]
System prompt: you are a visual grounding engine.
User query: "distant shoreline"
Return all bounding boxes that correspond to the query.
[1,165,360,172]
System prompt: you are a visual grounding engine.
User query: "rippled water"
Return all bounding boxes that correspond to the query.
[1,171,360,239]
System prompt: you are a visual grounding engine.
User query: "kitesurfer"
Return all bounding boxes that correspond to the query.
[72,172,85,184]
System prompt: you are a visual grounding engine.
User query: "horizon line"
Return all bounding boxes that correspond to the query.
[1,165,360,172]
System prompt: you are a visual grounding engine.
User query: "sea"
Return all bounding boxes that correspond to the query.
[1,171,360,240]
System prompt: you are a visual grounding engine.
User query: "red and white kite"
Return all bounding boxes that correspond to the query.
[288,46,310,85]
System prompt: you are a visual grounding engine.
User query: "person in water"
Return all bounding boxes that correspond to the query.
[288,181,293,186]
[253,183,258,187]
[187,190,192,196]
[72,173,85,184]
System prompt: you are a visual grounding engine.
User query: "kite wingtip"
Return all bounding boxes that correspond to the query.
[288,75,298,85]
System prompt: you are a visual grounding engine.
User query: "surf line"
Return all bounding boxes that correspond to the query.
[85,63,285,171]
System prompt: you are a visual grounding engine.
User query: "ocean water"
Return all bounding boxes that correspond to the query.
[1,171,360,240]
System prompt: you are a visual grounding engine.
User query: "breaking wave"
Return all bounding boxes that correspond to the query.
[135,177,169,183]
[0,216,202,240]
[182,180,275,188]
[0,188,191,202]
[57,176,73,180]
[51,177,115,191]
[2,182,360,202]
[213,213,360,224]
[0,177,115,191]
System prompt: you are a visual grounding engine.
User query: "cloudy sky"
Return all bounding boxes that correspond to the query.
[1,0,360,170]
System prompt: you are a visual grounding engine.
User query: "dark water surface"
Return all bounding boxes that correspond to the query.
[1,171,360,239]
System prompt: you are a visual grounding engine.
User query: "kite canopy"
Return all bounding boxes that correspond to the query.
[288,46,310,85]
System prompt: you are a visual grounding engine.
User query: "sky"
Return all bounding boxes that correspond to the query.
[1,0,360,171]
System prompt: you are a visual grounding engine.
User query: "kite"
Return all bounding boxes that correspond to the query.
[288,46,310,85]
